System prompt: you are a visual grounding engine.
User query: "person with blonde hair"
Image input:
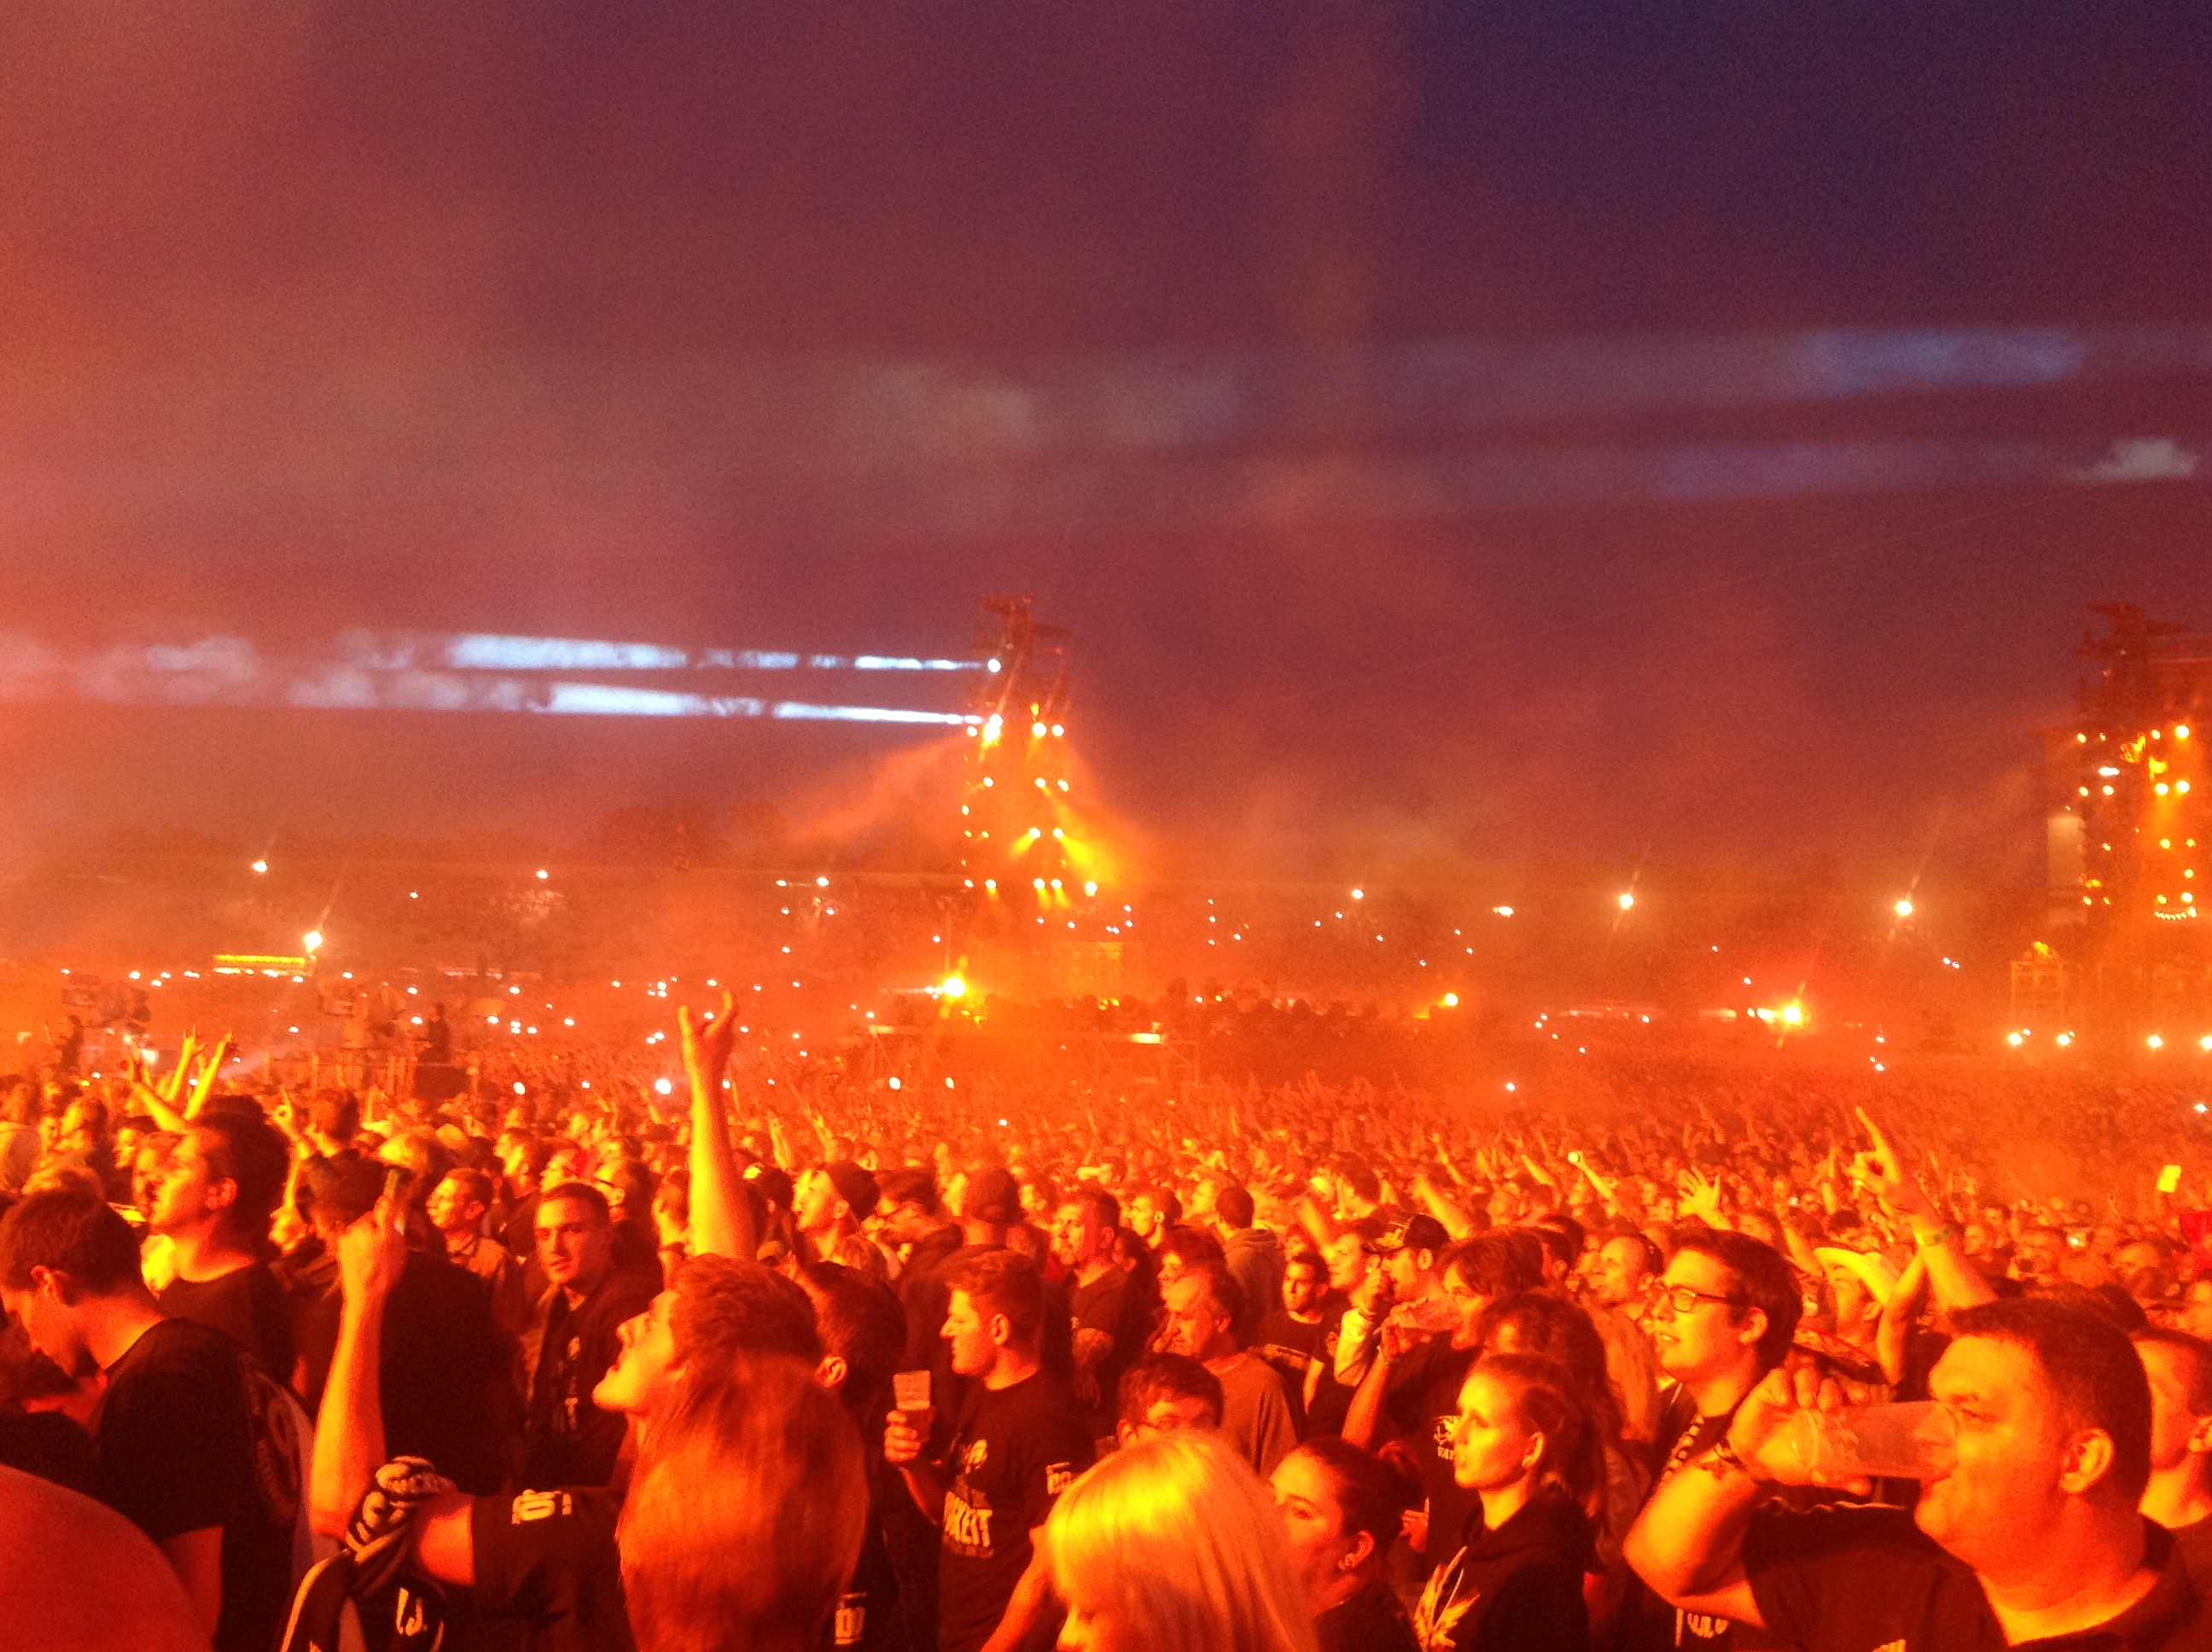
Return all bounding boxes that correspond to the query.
[1047,1428,1319,1652]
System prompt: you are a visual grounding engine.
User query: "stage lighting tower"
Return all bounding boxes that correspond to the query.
[961,596,1083,921]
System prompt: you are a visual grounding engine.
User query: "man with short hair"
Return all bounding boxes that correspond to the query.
[1115,1350,1223,1444]
[884,1249,1093,1652]
[1254,1248,1340,1435]
[523,1183,661,1488]
[1051,1188,1142,1440]
[1160,1263,1296,1475]
[429,1165,529,1335]
[0,1184,291,1652]
[1589,1231,1661,1309]
[148,1111,297,1382]
[1629,1297,2210,1649]
[2136,1327,2212,1582]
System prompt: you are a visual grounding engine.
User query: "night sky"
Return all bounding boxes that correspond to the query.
[2,2,2208,889]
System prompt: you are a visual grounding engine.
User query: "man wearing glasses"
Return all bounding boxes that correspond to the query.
[1616,1229,1802,1652]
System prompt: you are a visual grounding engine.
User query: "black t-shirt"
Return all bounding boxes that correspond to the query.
[830,1455,906,1652]
[2168,1513,2212,1597]
[294,1248,515,1494]
[1614,1391,1768,1652]
[160,1260,297,1383]
[1386,1340,1481,1564]
[470,1485,636,1652]
[93,1318,294,1652]
[1068,1266,1132,1433]
[935,1372,1095,1652]
[524,1264,661,1490]
[1747,1505,2209,1652]
[1254,1306,1334,1434]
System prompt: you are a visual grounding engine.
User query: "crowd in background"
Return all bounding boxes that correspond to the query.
[7,993,2212,1650]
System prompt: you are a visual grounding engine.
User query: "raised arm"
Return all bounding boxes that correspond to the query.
[681,993,757,1261]
[311,1195,404,1535]
[1855,1108,1994,1313]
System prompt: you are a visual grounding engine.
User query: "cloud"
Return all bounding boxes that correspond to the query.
[2070,437,2200,484]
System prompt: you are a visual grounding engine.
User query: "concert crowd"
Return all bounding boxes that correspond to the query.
[7,993,2212,1651]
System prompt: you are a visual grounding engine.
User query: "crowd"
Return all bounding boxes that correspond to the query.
[7,992,2212,1651]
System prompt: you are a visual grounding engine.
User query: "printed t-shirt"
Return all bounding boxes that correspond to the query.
[470,1485,637,1652]
[935,1372,1095,1652]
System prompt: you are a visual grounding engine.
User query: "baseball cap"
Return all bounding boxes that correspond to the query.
[1374,1213,1451,1255]
[825,1160,881,1222]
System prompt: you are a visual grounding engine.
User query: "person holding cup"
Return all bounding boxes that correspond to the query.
[1626,1297,2211,1649]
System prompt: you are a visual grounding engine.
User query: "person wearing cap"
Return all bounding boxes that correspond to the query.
[1813,1245,1897,1384]
[1333,1213,1451,1393]
[795,1158,879,1268]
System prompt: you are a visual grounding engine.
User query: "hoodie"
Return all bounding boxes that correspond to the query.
[1412,1486,1593,1652]
[1221,1224,1284,1343]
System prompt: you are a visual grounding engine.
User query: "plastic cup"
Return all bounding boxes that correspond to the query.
[1783,1401,1957,1482]
[1390,1295,1462,1335]
[893,1370,932,1413]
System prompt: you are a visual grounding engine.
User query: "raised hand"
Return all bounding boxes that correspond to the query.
[1852,1107,1935,1218]
[678,991,737,1097]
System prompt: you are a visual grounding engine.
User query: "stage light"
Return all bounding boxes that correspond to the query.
[654,1078,673,1095]
[2056,1032,2073,1047]
[817,875,830,887]
[1617,892,1635,910]
[1051,724,1063,736]
[535,868,548,880]
[888,1077,901,1091]
[941,975,967,999]
[1442,992,1460,1008]
[987,659,1002,672]
[1084,881,1098,895]
[1033,877,1046,890]
[1493,905,1514,916]
[2179,725,2193,739]
[1781,1003,1803,1026]
[2006,1032,2024,1046]
[251,858,268,874]
[1351,888,1365,900]
[303,930,323,951]
[2200,1035,2212,1051]
[1031,721,1047,736]
[2150,1034,2166,1050]
[1893,898,1913,918]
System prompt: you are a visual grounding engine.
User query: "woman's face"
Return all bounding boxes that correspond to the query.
[1270,1451,1357,1602]
[1055,1591,1127,1652]
[1450,1370,1538,1492]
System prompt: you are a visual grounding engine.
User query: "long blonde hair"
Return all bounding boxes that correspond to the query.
[1046,1431,1320,1652]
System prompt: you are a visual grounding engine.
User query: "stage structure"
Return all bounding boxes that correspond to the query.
[952,596,1129,998]
[2037,602,2212,1045]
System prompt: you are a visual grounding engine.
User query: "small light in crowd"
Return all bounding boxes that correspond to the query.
[945,1077,956,1090]
[2202,1035,2212,1051]
[1351,888,1365,900]
[1893,898,1913,918]
[888,1077,901,1091]
[1031,720,1048,736]
[251,858,268,874]
[535,868,548,880]
[654,1078,673,1095]
[513,1081,527,1095]
[1442,992,1460,1008]
[2056,1032,2073,1047]
[2006,1031,2024,1046]
[817,875,830,887]
[303,930,323,951]
[1781,1003,1803,1026]
[1504,1082,1516,1092]
[1617,892,1635,910]
[1084,881,1098,895]
[941,974,967,999]
[987,658,1002,672]
[1493,905,1514,916]
[2150,1034,2166,1050]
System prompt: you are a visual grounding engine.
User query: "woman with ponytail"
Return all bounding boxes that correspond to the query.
[1412,1353,1594,1652]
